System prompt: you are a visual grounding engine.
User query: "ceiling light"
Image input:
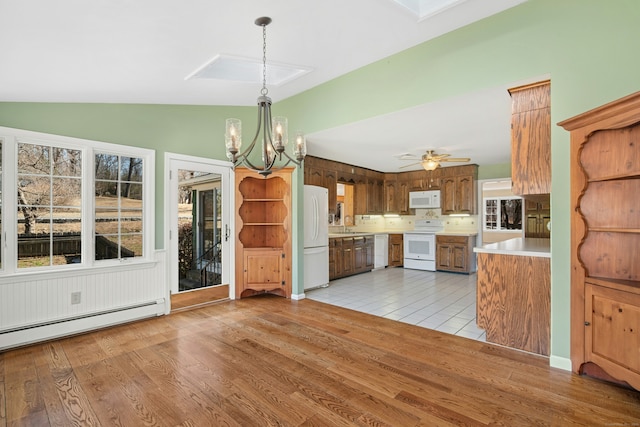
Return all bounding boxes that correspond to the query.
[225,17,306,177]
[422,159,440,171]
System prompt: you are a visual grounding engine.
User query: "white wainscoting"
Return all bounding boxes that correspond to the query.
[0,250,168,350]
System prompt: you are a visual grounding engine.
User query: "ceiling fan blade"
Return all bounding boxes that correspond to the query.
[440,157,471,162]
[399,162,422,168]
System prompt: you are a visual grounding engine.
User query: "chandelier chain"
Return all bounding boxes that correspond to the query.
[261,23,268,96]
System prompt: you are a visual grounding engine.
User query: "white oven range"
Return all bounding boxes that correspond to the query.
[403,219,444,271]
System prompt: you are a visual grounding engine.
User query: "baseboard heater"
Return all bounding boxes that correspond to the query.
[0,299,165,351]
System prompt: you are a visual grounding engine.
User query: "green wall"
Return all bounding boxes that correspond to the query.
[1,0,639,362]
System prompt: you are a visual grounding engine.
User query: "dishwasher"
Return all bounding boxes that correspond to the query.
[374,234,389,270]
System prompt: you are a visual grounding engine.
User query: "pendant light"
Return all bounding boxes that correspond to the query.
[225,17,306,177]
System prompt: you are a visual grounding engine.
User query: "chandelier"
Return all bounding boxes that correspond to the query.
[225,17,306,177]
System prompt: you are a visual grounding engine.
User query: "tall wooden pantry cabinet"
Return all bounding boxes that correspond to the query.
[234,167,293,299]
[559,91,640,391]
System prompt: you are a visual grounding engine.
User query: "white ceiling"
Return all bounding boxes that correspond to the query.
[0,0,529,172]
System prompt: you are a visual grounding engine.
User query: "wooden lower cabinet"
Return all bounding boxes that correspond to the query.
[243,248,285,292]
[329,235,374,280]
[584,280,640,390]
[388,234,403,267]
[476,252,550,356]
[436,235,476,273]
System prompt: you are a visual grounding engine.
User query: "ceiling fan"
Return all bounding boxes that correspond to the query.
[399,150,471,171]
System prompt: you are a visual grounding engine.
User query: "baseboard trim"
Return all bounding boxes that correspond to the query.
[0,300,165,350]
[291,293,306,300]
[550,355,572,371]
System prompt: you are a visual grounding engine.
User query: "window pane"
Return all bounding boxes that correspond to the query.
[53,147,81,177]
[121,213,142,233]
[121,234,142,257]
[18,233,51,268]
[18,143,50,174]
[52,178,81,206]
[120,157,143,182]
[95,181,118,198]
[53,212,82,264]
[18,176,51,206]
[95,210,119,234]
[95,235,119,260]
[500,199,522,230]
[95,154,119,180]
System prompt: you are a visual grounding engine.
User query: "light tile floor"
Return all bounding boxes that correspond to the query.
[306,267,487,341]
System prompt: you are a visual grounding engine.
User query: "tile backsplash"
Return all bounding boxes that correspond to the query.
[328,208,479,234]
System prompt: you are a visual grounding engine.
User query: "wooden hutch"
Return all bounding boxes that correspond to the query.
[559,91,640,390]
[234,167,293,299]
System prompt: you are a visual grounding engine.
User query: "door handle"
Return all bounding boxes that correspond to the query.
[225,224,230,242]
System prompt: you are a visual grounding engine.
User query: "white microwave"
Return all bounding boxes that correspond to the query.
[409,190,441,209]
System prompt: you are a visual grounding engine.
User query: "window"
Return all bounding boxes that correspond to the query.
[95,154,143,260]
[483,197,522,231]
[17,142,82,267]
[0,127,154,274]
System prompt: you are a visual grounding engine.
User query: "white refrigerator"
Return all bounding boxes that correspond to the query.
[303,185,329,290]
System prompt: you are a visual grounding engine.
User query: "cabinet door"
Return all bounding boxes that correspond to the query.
[452,245,468,271]
[324,169,338,215]
[510,82,551,196]
[354,176,368,215]
[305,167,324,187]
[441,177,457,215]
[436,244,452,269]
[332,239,342,279]
[384,178,397,213]
[525,215,540,237]
[397,180,410,214]
[243,249,284,291]
[365,236,375,269]
[342,238,354,275]
[328,243,337,280]
[456,175,475,214]
[389,234,404,266]
[353,237,365,271]
[585,283,640,385]
[367,178,383,214]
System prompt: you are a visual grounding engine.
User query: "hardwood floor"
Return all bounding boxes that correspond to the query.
[1,295,639,426]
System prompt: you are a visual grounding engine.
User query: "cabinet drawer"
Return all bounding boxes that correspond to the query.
[436,235,468,244]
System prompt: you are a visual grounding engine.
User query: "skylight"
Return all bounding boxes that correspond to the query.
[185,54,311,86]
[392,0,468,20]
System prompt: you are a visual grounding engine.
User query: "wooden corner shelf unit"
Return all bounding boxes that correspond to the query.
[234,167,293,299]
[559,90,640,391]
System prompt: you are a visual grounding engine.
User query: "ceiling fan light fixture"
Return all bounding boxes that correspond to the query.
[422,159,439,171]
[225,17,306,177]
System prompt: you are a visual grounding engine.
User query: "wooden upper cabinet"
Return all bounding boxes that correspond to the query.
[383,174,397,213]
[305,166,324,187]
[353,174,368,215]
[367,175,384,214]
[324,169,337,215]
[440,165,478,215]
[509,80,551,195]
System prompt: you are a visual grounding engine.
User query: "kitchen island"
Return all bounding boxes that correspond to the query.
[474,238,550,356]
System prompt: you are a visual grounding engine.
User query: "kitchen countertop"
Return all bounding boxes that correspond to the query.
[436,231,478,236]
[473,237,550,258]
[329,232,376,238]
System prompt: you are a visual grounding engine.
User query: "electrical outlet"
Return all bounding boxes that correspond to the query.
[71,291,81,305]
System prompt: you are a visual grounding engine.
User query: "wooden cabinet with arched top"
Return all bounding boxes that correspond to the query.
[234,167,292,299]
[559,91,640,390]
